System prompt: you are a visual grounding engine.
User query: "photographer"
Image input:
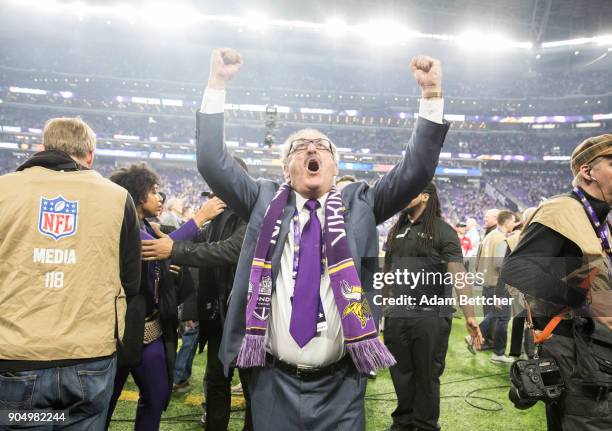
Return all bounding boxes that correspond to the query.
[502,134,612,430]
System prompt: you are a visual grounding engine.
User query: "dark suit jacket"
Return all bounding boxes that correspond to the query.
[195,112,449,373]
[171,209,246,325]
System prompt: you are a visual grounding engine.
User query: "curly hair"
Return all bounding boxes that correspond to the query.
[109,163,160,206]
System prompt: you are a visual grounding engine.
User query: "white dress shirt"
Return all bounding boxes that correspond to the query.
[200,87,445,366]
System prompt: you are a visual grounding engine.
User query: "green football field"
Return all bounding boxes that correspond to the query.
[108,317,545,430]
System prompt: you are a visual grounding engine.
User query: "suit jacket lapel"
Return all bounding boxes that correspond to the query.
[271,191,296,286]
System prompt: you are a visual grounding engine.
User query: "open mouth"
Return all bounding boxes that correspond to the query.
[306,158,320,173]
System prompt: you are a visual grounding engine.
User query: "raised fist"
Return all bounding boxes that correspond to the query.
[208,48,244,90]
[410,56,442,93]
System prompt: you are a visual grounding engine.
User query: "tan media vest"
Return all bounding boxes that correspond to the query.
[0,167,128,361]
[476,228,507,287]
[520,196,611,330]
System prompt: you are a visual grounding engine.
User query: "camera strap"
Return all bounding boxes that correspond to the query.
[525,303,568,349]
[526,267,600,348]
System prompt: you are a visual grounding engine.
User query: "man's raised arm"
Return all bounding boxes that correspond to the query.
[371,56,449,224]
[196,48,258,222]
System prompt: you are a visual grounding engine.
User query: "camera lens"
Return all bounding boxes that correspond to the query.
[508,386,538,410]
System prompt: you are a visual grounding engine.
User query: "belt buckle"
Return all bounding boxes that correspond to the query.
[295,364,316,379]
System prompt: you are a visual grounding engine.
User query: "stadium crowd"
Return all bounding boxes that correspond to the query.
[0,107,602,157]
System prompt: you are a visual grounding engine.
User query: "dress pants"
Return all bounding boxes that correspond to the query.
[201,319,252,431]
[248,357,366,431]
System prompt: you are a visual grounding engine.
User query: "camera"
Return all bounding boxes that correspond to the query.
[508,357,565,409]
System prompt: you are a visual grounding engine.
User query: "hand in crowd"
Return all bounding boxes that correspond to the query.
[208,48,243,90]
[194,196,226,227]
[465,317,484,350]
[142,237,174,261]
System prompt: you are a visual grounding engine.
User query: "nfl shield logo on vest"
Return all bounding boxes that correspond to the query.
[38,196,79,240]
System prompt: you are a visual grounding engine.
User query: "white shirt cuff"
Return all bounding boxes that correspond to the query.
[200,88,226,114]
[419,98,444,124]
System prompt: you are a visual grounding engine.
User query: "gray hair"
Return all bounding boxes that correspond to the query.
[281,128,339,166]
[43,117,96,159]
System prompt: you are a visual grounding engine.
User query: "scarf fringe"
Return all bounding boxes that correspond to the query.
[236,334,266,368]
[346,337,396,374]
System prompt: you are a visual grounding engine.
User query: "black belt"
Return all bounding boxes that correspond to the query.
[404,305,436,312]
[265,353,354,381]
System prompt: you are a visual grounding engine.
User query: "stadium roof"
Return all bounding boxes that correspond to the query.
[202,0,611,44]
[5,0,612,49]
[8,0,612,48]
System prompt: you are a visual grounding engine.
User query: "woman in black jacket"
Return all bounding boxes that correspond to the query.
[105,163,224,430]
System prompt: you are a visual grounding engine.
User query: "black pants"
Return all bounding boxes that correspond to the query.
[541,335,612,431]
[384,315,453,431]
[200,319,253,431]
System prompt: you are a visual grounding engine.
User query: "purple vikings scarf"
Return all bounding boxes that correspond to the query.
[236,184,396,373]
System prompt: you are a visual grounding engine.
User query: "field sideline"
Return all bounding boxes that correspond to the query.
[109,317,545,430]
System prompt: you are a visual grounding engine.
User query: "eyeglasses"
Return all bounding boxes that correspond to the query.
[288,138,334,156]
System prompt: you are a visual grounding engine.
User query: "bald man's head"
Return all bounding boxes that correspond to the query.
[484,209,500,229]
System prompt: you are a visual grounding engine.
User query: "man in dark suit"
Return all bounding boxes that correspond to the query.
[195,48,449,431]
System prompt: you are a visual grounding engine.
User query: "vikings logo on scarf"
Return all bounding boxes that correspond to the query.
[38,196,79,241]
[340,280,372,329]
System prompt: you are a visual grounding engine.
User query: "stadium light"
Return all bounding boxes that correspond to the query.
[246,12,270,31]
[359,20,412,44]
[9,87,47,95]
[541,34,612,49]
[272,19,322,31]
[142,3,199,27]
[456,31,532,51]
[12,0,60,13]
[326,18,349,37]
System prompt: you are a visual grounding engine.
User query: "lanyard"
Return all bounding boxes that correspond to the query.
[573,187,612,276]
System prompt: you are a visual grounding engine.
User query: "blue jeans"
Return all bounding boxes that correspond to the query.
[479,286,511,356]
[0,356,116,430]
[173,322,199,384]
